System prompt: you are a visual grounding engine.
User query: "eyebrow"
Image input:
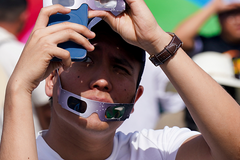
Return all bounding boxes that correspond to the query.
[92,42,135,70]
[93,43,134,69]
[112,56,134,70]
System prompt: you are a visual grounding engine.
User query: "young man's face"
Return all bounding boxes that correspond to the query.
[46,31,143,133]
[219,9,240,41]
[60,34,142,104]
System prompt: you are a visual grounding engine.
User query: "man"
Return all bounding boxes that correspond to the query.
[174,0,240,56]
[0,0,27,78]
[1,1,240,160]
[0,0,51,133]
[174,0,240,130]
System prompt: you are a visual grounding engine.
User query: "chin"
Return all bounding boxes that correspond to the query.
[79,113,121,133]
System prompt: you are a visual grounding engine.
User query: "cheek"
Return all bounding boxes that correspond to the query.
[61,74,88,94]
[113,79,136,103]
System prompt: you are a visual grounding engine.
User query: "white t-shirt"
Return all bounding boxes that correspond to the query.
[36,126,200,160]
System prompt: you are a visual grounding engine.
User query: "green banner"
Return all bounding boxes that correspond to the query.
[145,0,220,37]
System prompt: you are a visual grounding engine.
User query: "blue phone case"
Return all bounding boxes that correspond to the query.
[48,3,88,61]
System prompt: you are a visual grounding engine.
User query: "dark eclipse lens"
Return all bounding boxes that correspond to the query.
[67,96,87,113]
[105,106,125,119]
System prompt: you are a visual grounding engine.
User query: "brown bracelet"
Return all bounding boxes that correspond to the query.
[149,32,183,66]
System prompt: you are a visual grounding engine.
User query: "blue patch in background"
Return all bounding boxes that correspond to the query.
[187,0,210,7]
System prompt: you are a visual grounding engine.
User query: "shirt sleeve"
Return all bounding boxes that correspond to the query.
[140,126,200,160]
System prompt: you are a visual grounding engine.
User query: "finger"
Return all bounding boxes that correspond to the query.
[50,48,72,70]
[41,29,95,52]
[34,22,96,41]
[33,4,71,31]
[42,44,72,70]
[88,10,118,29]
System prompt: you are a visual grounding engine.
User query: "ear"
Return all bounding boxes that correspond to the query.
[19,10,29,24]
[131,85,144,113]
[134,85,144,103]
[45,71,56,97]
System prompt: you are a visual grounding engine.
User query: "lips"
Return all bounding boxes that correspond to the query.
[87,96,113,103]
[81,91,113,104]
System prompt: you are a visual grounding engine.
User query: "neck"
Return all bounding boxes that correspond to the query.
[0,21,22,37]
[220,32,240,45]
[43,112,116,160]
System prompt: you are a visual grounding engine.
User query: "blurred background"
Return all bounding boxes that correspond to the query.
[145,0,220,36]
[18,0,220,42]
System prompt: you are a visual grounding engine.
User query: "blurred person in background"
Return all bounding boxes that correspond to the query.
[17,0,42,43]
[0,0,51,137]
[174,0,240,130]
[175,0,240,56]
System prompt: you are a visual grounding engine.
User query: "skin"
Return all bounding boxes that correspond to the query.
[43,32,143,160]
[174,0,240,52]
[0,9,28,36]
[219,9,240,44]
[1,0,240,160]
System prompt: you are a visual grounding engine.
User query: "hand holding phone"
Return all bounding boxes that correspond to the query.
[47,3,88,61]
[44,0,126,61]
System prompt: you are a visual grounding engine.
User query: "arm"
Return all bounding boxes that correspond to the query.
[0,5,95,160]
[90,0,240,159]
[162,48,240,160]
[174,0,228,52]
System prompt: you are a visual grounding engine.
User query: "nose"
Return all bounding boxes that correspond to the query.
[230,13,240,24]
[89,71,112,92]
[235,14,240,23]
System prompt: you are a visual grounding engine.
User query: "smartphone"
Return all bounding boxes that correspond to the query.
[43,0,126,61]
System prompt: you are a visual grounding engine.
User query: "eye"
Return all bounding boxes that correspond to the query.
[113,65,130,75]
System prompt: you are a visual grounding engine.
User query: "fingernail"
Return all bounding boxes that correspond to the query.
[91,43,95,49]
[91,31,95,36]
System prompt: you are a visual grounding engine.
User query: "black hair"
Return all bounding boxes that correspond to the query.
[218,7,240,21]
[0,0,27,22]
[90,20,146,89]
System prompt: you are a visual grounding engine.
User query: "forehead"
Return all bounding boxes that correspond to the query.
[89,30,142,65]
[219,8,240,19]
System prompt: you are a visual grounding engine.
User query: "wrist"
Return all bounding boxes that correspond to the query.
[149,32,183,66]
[207,0,221,15]
[7,75,33,98]
[147,31,172,56]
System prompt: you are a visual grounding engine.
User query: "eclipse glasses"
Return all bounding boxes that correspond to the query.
[44,0,126,12]
[56,70,134,121]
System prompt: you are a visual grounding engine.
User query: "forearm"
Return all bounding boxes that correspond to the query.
[158,44,240,159]
[174,1,217,51]
[0,77,38,160]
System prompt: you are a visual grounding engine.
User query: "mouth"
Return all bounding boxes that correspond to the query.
[86,96,113,103]
[80,92,113,104]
